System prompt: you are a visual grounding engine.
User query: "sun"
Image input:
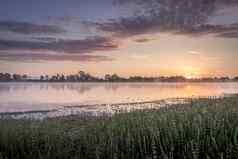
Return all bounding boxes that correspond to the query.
[181,66,201,79]
[185,75,197,79]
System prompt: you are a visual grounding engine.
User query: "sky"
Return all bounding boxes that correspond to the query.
[0,0,238,78]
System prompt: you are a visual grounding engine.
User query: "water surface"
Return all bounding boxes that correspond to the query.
[0,82,238,117]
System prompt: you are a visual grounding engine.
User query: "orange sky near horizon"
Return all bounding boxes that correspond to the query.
[1,33,237,78]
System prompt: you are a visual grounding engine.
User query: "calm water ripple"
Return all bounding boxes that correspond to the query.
[0,82,238,118]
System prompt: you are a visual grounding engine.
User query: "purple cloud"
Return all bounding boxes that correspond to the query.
[92,0,238,39]
[0,53,113,62]
[0,21,66,35]
[0,36,118,54]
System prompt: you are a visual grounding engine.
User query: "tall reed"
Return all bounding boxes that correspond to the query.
[0,96,238,159]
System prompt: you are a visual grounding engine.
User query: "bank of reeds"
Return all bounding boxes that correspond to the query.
[0,96,238,159]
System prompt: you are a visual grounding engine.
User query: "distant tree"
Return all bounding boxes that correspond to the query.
[129,76,143,82]
[60,75,65,81]
[40,75,44,81]
[50,75,57,81]
[234,76,238,81]
[219,77,230,81]
[111,74,119,81]
[0,73,9,81]
[78,71,86,81]
[13,74,22,81]
[45,75,49,81]
[200,77,214,82]
[0,71,236,83]
[5,73,11,81]
[75,75,80,81]
[78,71,85,76]
[22,74,28,80]
[105,74,111,81]
[56,74,61,81]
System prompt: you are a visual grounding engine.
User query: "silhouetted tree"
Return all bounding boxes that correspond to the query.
[40,75,44,81]
[45,75,49,81]
[0,73,11,81]
[22,75,27,80]
[105,74,111,81]
[1,71,238,83]
[60,75,65,81]
[12,74,22,81]
[219,77,230,81]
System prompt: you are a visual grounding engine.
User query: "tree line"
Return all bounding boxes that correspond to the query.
[1,71,238,82]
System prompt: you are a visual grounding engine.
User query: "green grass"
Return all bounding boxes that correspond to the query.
[0,96,238,159]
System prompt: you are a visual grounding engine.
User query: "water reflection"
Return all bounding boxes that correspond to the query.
[0,82,238,115]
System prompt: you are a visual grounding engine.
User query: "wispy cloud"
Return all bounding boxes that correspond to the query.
[216,32,238,38]
[91,0,238,39]
[0,35,119,62]
[188,51,201,55]
[205,56,221,62]
[0,52,113,62]
[134,38,154,43]
[0,21,66,35]
[130,54,148,59]
[176,24,238,37]
[0,36,118,54]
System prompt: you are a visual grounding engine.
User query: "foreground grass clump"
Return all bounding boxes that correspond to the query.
[0,96,238,159]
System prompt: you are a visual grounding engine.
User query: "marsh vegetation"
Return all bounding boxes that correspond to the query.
[0,96,238,159]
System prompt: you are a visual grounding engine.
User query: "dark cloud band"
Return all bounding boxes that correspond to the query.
[0,21,66,34]
[0,36,118,54]
[0,53,113,62]
[94,0,238,39]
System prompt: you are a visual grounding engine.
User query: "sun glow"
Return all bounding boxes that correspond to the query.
[181,66,201,79]
[185,75,197,79]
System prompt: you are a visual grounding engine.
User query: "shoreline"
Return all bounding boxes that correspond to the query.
[0,95,238,158]
[1,81,238,83]
[0,97,187,119]
[0,95,225,119]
